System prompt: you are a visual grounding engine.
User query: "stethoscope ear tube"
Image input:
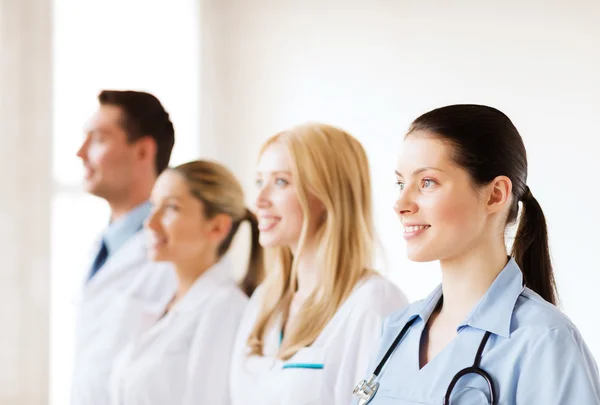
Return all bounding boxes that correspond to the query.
[373,317,418,376]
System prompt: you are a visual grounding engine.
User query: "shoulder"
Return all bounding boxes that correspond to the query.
[343,274,409,319]
[514,293,599,380]
[211,281,249,311]
[383,300,421,330]
[511,288,585,343]
[127,261,177,301]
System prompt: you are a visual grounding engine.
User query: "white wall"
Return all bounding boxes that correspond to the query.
[0,0,52,403]
[203,0,600,359]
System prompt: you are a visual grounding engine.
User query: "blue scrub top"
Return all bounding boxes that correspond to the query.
[361,258,600,404]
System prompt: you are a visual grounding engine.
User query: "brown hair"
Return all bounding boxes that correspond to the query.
[99,90,175,175]
[409,104,557,304]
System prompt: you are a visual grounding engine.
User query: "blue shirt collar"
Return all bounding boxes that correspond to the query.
[102,201,152,256]
[461,258,525,338]
[408,257,525,338]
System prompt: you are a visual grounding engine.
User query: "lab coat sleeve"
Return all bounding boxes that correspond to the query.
[333,288,408,405]
[516,327,600,404]
[182,292,246,405]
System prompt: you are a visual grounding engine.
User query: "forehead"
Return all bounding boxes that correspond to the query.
[396,132,454,172]
[256,142,292,173]
[85,105,124,132]
[152,170,190,198]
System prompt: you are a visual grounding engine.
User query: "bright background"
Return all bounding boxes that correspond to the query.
[4,0,599,403]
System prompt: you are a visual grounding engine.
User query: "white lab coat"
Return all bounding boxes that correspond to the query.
[108,257,248,405]
[71,231,178,405]
[230,274,408,405]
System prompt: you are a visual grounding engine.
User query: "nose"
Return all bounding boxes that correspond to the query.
[145,207,161,231]
[255,184,272,210]
[76,138,88,160]
[393,186,419,217]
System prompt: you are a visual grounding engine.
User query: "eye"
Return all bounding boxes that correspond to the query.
[255,178,263,188]
[165,204,179,211]
[422,178,437,188]
[275,178,289,187]
[91,132,104,142]
[396,180,405,190]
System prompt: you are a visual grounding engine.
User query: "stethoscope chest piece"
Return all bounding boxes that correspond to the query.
[353,375,379,405]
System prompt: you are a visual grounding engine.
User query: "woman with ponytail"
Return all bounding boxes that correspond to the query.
[108,160,263,405]
[354,105,599,404]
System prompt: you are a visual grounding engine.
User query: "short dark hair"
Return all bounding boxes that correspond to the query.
[408,104,557,305]
[98,90,175,174]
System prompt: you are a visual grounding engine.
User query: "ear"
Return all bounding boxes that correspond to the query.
[134,136,157,165]
[485,175,512,214]
[208,213,233,244]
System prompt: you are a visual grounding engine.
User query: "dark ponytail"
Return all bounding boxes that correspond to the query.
[511,187,557,304]
[240,208,264,297]
[409,104,558,305]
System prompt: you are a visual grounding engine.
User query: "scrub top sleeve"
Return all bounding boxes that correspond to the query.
[183,295,246,405]
[516,327,600,404]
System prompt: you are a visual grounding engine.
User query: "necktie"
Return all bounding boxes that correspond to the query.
[89,239,108,280]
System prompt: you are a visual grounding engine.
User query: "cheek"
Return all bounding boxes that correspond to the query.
[86,143,110,165]
[428,194,483,234]
[90,144,130,172]
[167,219,201,242]
[277,192,305,225]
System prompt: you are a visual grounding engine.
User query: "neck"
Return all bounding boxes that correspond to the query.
[438,236,509,325]
[109,178,154,222]
[173,254,218,301]
[291,242,320,300]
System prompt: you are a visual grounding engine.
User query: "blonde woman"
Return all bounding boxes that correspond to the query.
[230,123,408,405]
[108,160,263,405]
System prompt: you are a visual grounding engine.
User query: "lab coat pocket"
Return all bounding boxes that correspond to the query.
[281,347,326,404]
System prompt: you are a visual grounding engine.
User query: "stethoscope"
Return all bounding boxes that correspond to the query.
[353,316,497,405]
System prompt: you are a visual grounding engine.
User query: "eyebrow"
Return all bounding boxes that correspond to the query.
[395,167,445,177]
[151,195,183,203]
[256,170,292,176]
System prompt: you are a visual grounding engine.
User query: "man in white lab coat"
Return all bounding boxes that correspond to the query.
[71,90,178,405]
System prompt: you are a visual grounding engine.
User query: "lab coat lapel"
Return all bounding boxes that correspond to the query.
[83,231,147,296]
[129,258,233,358]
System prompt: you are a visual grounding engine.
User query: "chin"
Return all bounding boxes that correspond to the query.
[406,248,438,263]
[259,241,280,249]
[258,235,281,249]
[86,183,108,199]
[83,182,97,194]
[148,250,168,262]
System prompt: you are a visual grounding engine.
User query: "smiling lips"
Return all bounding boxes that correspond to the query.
[258,216,280,232]
[148,234,167,249]
[402,224,431,240]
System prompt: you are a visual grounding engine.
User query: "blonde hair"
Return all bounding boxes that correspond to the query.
[173,160,264,296]
[247,123,375,360]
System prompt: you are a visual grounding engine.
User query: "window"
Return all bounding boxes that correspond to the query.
[50,1,200,403]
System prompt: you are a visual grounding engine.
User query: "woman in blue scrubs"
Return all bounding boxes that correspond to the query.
[355,104,600,404]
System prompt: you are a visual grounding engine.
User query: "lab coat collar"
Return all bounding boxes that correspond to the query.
[83,231,148,293]
[405,257,524,339]
[170,257,236,314]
